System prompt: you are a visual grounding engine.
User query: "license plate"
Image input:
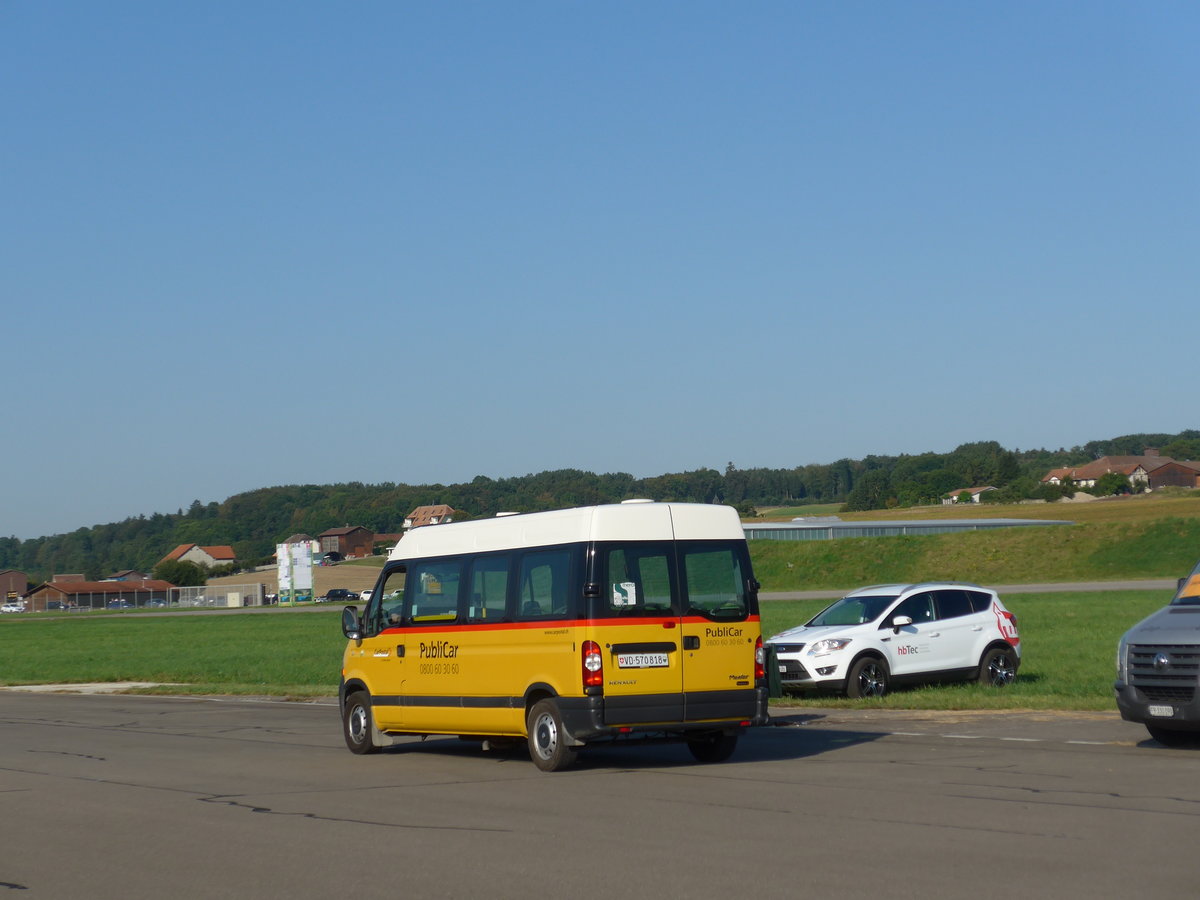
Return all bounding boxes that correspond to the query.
[617,653,669,668]
[1149,705,1175,718]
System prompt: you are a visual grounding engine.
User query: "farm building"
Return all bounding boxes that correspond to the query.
[318,526,374,559]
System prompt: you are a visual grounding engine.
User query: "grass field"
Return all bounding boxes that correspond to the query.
[0,588,1172,709]
[4,491,1195,709]
[750,514,1200,590]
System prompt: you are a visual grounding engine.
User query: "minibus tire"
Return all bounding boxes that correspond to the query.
[343,691,381,755]
[687,732,738,763]
[526,699,578,772]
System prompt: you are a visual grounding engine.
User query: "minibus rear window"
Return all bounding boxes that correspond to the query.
[595,543,677,617]
[681,545,750,621]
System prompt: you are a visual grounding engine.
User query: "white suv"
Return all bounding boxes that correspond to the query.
[766,582,1021,698]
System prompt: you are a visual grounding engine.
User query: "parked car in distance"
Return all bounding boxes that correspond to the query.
[766,582,1021,698]
[317,588,358,604]
[106,599,133,609]
[1115,557,1200,746]
[359,589,372,605]
[322,551,343,563]
[1,602,26,613]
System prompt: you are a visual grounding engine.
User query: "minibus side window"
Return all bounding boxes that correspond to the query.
[378,567,407,629]
[405,559,463,625]
[680,544,748,620]
[597,543,676,617]
[467,554,510,623]
[516,549,573,620]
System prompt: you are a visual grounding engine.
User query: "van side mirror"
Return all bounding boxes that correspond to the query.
[341,606,362,641]
[891,614,913,634]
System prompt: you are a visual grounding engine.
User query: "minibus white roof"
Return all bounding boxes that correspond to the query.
[387,502,743,561]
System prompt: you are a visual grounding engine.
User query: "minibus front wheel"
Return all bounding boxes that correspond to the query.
[527,699,578,772]
[343,691,381,755]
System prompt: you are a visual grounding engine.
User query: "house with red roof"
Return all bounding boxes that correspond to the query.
[403,505,457,530]
[159,543,238,569]
[1042,449,1200,491]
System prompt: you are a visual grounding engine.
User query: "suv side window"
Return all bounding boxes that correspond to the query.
[934,589,974,620]
[966,590,994,613]
[886,592,935,626]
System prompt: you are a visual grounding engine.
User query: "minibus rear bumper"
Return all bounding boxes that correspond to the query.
[557,687,769,744]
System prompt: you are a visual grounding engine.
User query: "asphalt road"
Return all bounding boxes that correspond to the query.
[1,692,1195,899]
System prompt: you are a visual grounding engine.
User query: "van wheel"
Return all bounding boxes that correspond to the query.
[1146,725,1200,748]
[846,657,888,698]
[527,699,578,772]
[978,647,1018,687]
[343,691,380,755]
[687,732,738,763]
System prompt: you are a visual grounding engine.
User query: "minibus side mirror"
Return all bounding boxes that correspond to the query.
[341,606,362,641]
[891,615,913,634]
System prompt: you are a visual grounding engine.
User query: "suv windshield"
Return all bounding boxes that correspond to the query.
[807,594,898,627]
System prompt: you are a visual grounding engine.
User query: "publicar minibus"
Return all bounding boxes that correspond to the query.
[339,501,768,771]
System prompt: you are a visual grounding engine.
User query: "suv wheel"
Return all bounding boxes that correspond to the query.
[846,657,889,698]
[978,647,1018,687]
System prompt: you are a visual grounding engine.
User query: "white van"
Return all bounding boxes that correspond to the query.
[1115,558,1200,746]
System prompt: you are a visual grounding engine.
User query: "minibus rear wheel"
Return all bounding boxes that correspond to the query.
[527,699,578,772]
[687,731,738,763]
[343,691,381,755]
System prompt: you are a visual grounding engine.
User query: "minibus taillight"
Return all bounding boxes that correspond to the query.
[582,640,603,688]
[754,636,765,682]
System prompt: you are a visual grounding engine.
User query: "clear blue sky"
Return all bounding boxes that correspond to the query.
[3,2,1196,539]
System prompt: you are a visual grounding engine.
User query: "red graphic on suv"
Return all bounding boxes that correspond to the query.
[993,603,1020,647]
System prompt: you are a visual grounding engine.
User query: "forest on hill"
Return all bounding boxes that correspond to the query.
[3,430,1197,585]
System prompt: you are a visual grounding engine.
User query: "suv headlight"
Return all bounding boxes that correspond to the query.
[810,638,852,656]
[1117,639,1129,681]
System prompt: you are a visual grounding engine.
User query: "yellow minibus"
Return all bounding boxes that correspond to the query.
[339,500,767,771]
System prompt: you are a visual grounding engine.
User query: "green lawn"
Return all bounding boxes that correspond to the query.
[0,612,345,696]
[0,588,1171,709]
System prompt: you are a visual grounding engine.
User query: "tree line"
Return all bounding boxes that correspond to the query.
[3,430,1197,585]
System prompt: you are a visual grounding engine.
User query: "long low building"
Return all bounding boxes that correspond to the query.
[743,517,1073,541]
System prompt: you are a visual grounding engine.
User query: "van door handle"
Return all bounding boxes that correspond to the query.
[683,636,700,650]
[929,632,941,638]
[972,625,983,632]
[396,644,405,657]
